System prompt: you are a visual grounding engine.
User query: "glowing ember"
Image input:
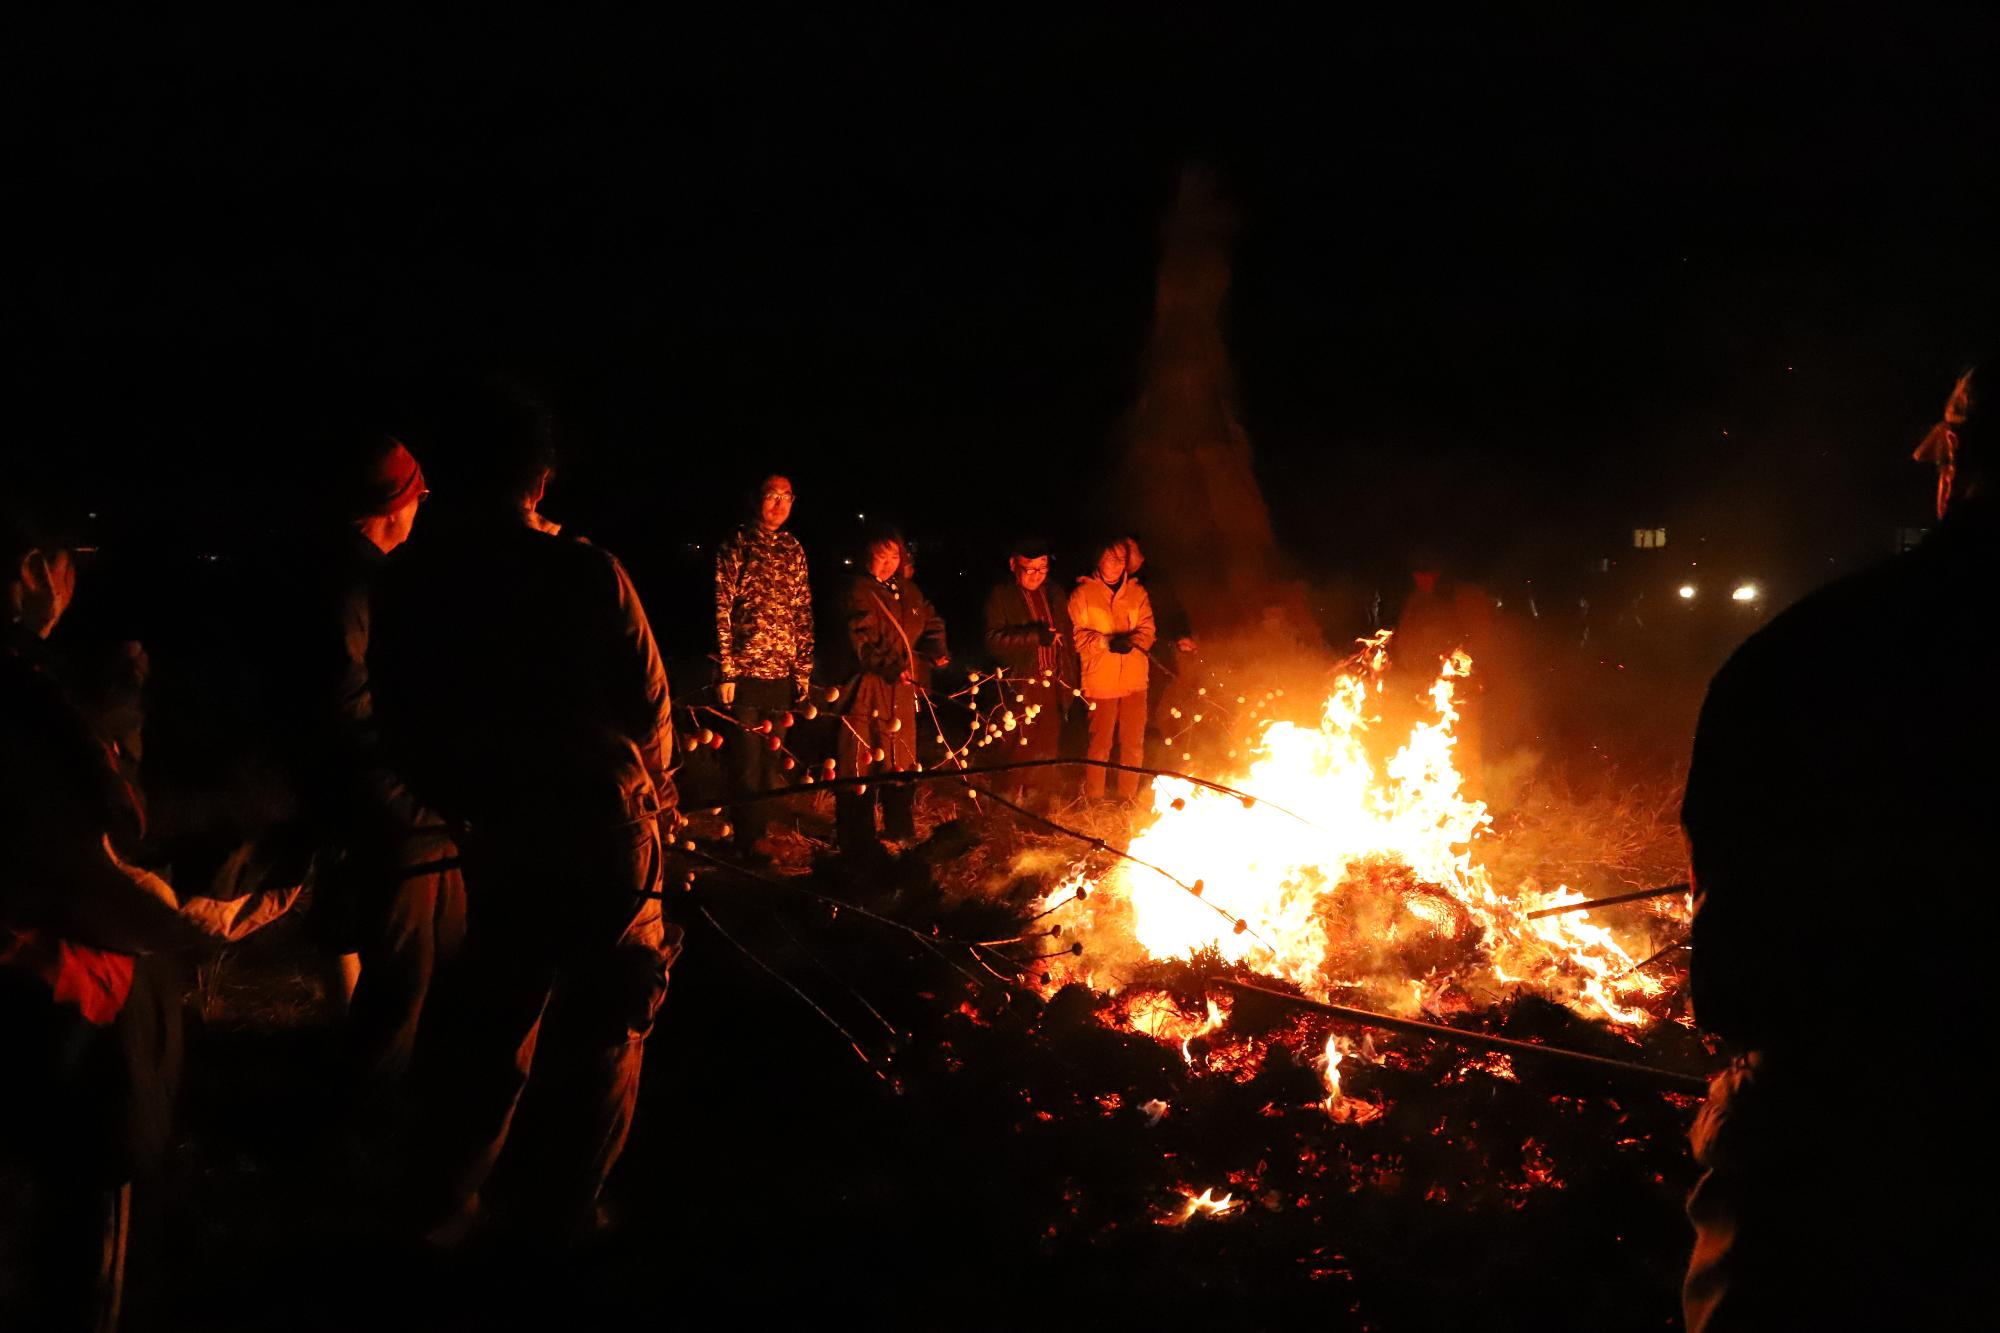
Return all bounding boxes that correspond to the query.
[1167,1187,1241,1224]
[1317,1034,1385,1125]
[1046,632,1675,1028]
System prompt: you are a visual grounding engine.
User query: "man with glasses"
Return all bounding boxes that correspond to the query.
[982,536,1077,811]
[714,474,814,862]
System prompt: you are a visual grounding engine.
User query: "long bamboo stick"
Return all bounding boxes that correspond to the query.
[1523,883,1689,920]
[1212,978,1711,1092]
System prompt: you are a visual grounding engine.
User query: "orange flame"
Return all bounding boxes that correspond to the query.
[1046,633,1672,1029]
[1167,1187,1240,1224]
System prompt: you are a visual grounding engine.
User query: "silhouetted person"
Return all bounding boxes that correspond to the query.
[370,388,682,1246]
[2,499,295,1330]
[830,528,947,854]
[1681,366,1996,1329]
[714,475,813,862]
[303,436,463,1113]
[982,537,1077,810]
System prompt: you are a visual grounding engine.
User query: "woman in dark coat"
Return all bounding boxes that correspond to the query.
[830,529,947,854]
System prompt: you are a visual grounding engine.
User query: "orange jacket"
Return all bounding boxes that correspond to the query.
[1066,575,1155,699]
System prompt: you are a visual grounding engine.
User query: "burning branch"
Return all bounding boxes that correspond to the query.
[1523,883,1690,921]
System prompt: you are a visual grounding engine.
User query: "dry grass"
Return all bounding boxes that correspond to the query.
[1476,766,1690,907]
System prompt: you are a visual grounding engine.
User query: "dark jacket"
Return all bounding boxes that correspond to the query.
[830,573,946,698]
[1684,503,1996,1064]
[1,627,208,1022]
[371,511,676,836]
[982,580,1078,711]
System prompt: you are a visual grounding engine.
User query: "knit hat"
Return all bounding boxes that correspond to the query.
[347,437,427,520]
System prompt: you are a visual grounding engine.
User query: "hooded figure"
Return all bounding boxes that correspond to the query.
[1679,365,1995,1329]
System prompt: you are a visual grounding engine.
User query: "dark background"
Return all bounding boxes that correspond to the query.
[8,8,1996,661]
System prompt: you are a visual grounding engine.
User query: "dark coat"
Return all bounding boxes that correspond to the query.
[829,574,945,770]
[1684,505,1996,1062]
[371,510,676,837]
[831,573,946,698]
[982,580,1077,714]
[1678,502,1996,1333]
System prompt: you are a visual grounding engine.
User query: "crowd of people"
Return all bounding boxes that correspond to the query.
[0,387,1202,1327]
[715,476,1192,855]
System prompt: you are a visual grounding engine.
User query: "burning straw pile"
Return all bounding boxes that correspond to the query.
[683,635,1716,1325]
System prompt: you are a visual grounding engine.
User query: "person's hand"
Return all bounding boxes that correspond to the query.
[1177,637,1198,654]
[1035,623,1057,646]
[1107,632,1133,654]
[718,680,737,706]
[933,655,950,669]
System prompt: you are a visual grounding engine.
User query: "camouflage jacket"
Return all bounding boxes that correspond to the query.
[715,524,814,691]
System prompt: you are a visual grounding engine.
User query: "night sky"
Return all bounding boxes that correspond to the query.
[9,10,1996,640]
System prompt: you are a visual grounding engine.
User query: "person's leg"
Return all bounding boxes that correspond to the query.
[835,716,881,853]
[880,686,918,839]
[880,783,916,841]
[730,678,790,848]
[1013,702,1061,809]
[405,869,558,1237]
[347,870,441,1106]
[521,828,676,1235]
[1083,697,1118,799]
[1113,691,1148,800]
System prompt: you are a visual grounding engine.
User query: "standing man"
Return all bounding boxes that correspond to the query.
[370,388,681,1247]
[714,475,813,861]
[1068,536,1155,805]
[1679,366,1994,1329]
[830,528,947,855]
[312,436,462,1108]
[982,537,1077,810]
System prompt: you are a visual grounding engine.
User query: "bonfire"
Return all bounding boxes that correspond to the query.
[1035,631,1686,1046]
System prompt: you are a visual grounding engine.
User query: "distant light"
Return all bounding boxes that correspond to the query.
[1678,584,1697,600]
[1732,583,1760,602]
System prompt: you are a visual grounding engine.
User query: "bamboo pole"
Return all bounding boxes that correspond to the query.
[1212,978,1711,1092]
[1523,882,1689,920]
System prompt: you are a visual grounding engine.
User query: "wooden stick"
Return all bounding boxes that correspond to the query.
[1523,882,1689,920]
[701,756,1324,830]
[1212,978,1711,1092]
